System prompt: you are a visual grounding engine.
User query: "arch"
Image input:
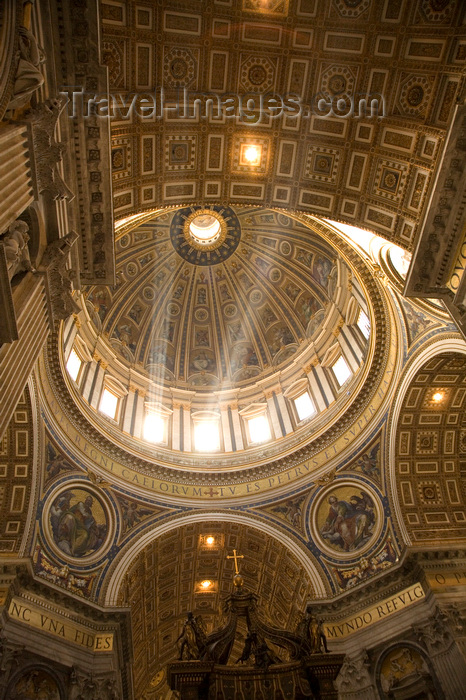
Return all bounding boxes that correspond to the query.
[374,641,444,700]
[387,336,466,545]
[0,376,42,558]
[103,509,327,606]
[5,662,66,700]
[21,374,43,557]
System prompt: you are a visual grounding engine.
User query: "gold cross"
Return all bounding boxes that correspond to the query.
[227,549,244,574]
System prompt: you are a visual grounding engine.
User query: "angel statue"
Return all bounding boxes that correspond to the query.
[8,26,46,110]
[1,220,35,281]
[176,612,206,660]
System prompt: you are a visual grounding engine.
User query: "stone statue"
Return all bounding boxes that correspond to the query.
[177,612,206,660]
[296,604,329,654]
[235,630,282,669]
[41,231,80,324]
[1,220,34,281]
[309,614,329,654]
[69,667,119,700]
[8,26,45,110]
[335,651,372,694]
[23,95,74,201]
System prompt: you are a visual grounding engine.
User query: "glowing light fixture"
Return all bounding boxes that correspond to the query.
[66,348,82,381]
[206,536,215,545]
[242,144,261,166]
[432,392,444,403]
[201,579,213,589]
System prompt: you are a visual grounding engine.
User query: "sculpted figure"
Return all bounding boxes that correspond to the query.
[297,605,329,655]
[177,612,206,660]
[236,631,254,664]
[8,26,45,110]
[2,220,34,280]
[253,634,281,669]
[235,630,281,669]
[309,614,329,654]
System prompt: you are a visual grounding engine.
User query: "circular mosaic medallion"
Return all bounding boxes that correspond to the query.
[407,85,424,107]
[277,213,291,227]
[280,241,292,256]
[248,64,267,86]
[143,286,155,301]
[195,308,209,322]
[224,304,237,317]
[170,206,241,266]
[46,485,112,563]
[328,75,347,95]
[249,289,263,305]
[150,670,165,688]
[167,302,180,317]
[312,482,382,558]
[163,47,196,89]
[383,172,398,189]
[112,149,124,169]
[170,58,188,80]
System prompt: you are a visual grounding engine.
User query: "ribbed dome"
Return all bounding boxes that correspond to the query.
[85,207,341,390]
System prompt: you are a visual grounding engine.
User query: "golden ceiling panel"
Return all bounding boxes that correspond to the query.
[395,352,466,545]
[100,0,465,249]
[0,387,35,556]
[118,521,315,699]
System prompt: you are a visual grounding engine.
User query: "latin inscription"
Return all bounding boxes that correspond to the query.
[40,334,397,499]
[426,570,466,590]
[324,583,425,639]
[8,598,113,651]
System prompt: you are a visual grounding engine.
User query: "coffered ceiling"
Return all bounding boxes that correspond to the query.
[118,521,315,698]
[100,0,465,249]
[394,351,466,546]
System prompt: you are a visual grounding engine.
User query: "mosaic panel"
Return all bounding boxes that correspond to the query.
[45,486,111,561]
[313,483,381,557]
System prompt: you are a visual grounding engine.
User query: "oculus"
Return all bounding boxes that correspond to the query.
[171,205,241,265]
[184,209,226,252]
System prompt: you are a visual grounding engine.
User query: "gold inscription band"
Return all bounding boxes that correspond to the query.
[8,597,114,652]
[323,582,425,639]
